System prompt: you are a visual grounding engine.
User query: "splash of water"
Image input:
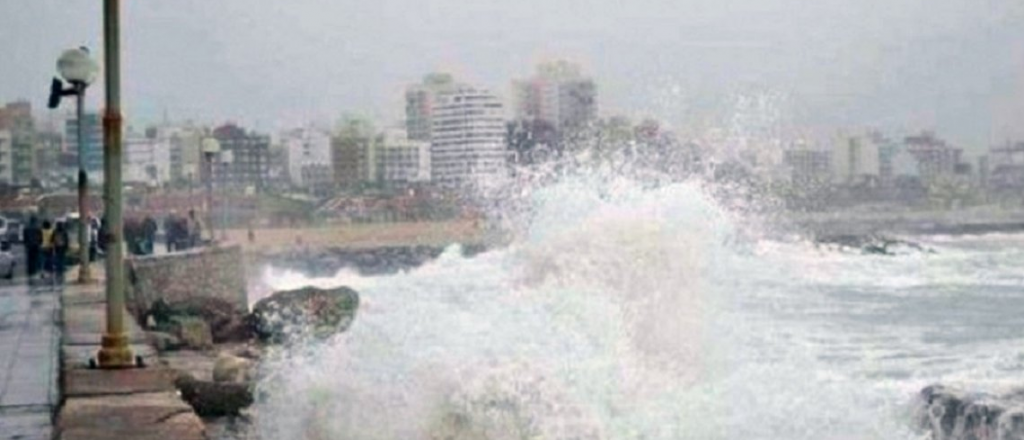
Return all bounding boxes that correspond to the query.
[250,172,923,439]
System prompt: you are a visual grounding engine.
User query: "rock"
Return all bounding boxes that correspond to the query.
[147,331,184,352]
[915,384,1024,440]
[174,371,253,417]
[171,316,213,350]
[213,352,254,384]
[250,285,360,344]
[149,297,252,343]
[814,234,933,256]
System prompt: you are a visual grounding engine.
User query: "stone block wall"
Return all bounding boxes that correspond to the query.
[126,246,247,324]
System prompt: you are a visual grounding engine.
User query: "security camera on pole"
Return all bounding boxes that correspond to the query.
[48,47,99,284]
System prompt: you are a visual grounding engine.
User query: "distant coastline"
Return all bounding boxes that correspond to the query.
[789,206,1024,236]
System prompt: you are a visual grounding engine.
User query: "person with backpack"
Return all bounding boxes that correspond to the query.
[53,222,69,284]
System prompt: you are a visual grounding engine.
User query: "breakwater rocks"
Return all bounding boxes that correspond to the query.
[259,244,489,276]
[916,384,1024,440]
[250,285,360,344]
[814,234,934,256]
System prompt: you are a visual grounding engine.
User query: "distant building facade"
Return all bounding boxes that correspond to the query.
[282,126,332,191]
[64,111,103,179]
[832,134,880,186]
[331,119,377,188]
[0,101,36,186]
[374,129,431,185]
[512,61,597,137]
[430,85,506,187]
[213,124,270,193]
[125,128,171,185]
[904,132,963,184]
[0,130,13,184]
[405,73,456,142]
[783,148,832,184]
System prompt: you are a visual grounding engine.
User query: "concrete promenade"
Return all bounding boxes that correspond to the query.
[0,266,207,439]
[55,267,205,440]
[0,279,60,440]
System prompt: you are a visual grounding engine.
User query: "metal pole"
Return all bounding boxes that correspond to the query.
[98,0,134,369]
[75,84,93,283]
[206,153,214,244]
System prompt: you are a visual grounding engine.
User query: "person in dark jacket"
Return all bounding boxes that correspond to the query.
[53,222,69,283]
[22,216,42,280]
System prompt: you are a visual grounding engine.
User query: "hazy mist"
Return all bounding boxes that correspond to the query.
[2,0,1022,149]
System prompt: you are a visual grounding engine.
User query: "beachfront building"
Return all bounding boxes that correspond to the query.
[430,85,506,188]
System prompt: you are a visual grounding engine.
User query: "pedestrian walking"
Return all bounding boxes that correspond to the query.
[164,211,178,253]
[22,216,42,280]
[53,222,69,284]
[40,220,54,279]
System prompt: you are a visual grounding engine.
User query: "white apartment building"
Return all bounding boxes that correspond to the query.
[282,126,332,188]
[125,129,172,185]
[375,129,430,184]
[832,134,881,185]
[430,86,506,187]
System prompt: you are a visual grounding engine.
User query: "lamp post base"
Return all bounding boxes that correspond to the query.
[76,266,95,284]
[97,333,135,369]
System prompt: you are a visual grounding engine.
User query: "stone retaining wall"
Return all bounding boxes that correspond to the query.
[126,246,247,323]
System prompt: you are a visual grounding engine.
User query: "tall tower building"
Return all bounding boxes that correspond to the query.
[430,85,506,187]
[512,61,597,136]
[405,73,456,142]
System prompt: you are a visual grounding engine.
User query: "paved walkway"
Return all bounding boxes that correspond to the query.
[0,280,61,440]
[56,268,205,440]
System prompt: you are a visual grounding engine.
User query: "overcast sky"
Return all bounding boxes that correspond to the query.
[2,0,1022,150]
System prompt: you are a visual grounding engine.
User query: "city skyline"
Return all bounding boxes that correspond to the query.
[2,1,1023,152]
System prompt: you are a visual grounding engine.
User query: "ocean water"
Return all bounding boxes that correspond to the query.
[248,177,1024,440]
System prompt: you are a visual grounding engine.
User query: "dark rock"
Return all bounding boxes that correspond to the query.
[814,234,933,256]
[170,316,213,350]
[149,297,252,343]
[212,352,255,384]
[147,331,184,352]
[174,371,253,417]
[915,384,1024,440]
[250,285,359,344]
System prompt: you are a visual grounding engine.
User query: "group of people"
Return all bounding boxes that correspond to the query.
[22,216,71,283]
[162,209,203,253]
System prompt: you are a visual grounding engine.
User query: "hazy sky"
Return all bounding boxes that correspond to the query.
[2,0,1022,149]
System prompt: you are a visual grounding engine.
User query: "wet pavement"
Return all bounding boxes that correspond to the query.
[0,279,61,440]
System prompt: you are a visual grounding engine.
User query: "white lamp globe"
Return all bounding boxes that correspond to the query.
[56,47,99,85]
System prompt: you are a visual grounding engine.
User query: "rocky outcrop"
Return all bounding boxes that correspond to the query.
[814,234,933,256]
[174,371,253,417]
[916,384,1024,440]
[263,244,488,277]
[212,352,254,384]
[250,285,360,344]
[170,316,213,350]
[149,297,252,343]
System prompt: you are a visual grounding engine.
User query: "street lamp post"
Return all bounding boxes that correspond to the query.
[97,0,135,369]
[48,47,99,284]
[220,150,233,240]
[201,138,221,244]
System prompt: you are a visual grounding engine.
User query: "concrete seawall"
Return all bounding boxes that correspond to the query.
[126,246,247,322]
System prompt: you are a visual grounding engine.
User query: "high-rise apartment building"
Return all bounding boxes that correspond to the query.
[213,124,270,193]
[330,118,376,188]
[374,129,431,185]
[405,73,456,142]
[512,61,597,136]
[430,85,506,187]
[0,130,13,184]
[282,126,332,189]
[832,134,881,185]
